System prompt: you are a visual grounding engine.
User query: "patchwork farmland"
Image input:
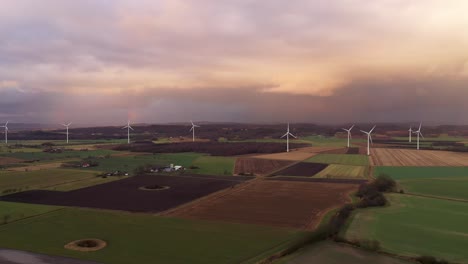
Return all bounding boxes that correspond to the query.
[169,180,358,229]
[234,157,294,176]
[370,148,468,166]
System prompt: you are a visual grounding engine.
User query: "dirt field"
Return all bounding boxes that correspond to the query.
[1,174,251,212]
[297,146,347,154]
[252,151,316,161]
[370,148,468,166]
[234,158,294,176]
[170,180,358,230]
[273,162,328,177]
[0,157,24,166]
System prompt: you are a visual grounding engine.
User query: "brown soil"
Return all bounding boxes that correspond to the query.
[0,157,24,165]
[234,158,294,176]
[272,162,328,177]
[252,151,316,161]
[169,179,358,230]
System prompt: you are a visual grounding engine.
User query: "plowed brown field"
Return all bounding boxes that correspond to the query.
[297,146,347,154]
[234,158,294,176]
[252,151,316,161]
[0,157,24,165]
[171,180,357,230]
[370,148,468,166]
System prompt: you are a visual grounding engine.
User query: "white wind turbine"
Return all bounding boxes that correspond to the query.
[408,126,413,143]
[62,122,72,144]
[342,124,354,148]
[189,121,200,142]
[122,120,134,144]
[0,121,8,144]
[281,123,297,152]
[360,125,376,156]
[413,122,424,150]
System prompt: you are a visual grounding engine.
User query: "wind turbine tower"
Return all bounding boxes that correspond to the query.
[122,120,134,144]
[62,122,72,144]
[342,124,354,148]
[413,123,424,150]
[408,126,413,143]
[360,125,376,156]
[281,123,297,152]
[0,121,8,144]
[190,121,200,142]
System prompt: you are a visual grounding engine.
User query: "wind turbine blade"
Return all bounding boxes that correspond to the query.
[189,127,193,132]
[128,126,134,130]
[369,125,376,133]
[68,122,72,126]
[360,130,367,134]
[289,133,297,139]
[349,133,352,139]
[122,126,128,129]
[349,124,355,130]
[418,122,422,131]
[369,135,373,144]
[280,132,288,138]
[342,128,348,132]
[419,132,424,139]
[5,121,9,126]
[191,120,194,126]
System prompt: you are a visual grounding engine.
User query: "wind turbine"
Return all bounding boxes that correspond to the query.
[0,121,8,144]
[189,121,200,142]
[122,120,134,144]
[413,122,424,150]
[342,124,354,148]
[281,123,297,152]
[62,122,72,144]
[360,125,376,156]
[408,126,413,143]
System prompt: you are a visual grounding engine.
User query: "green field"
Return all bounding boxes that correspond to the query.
[0,169,102,195]
[0,201,63,224]
[374,166,468,180]
[276,241,412,264]
[374,167,468,200]
[306,154,369,166]
[344,194,468,263]
[0,207,305,264]
[313,164,369,179]
[192,156,236,175]
[0,149,118,162]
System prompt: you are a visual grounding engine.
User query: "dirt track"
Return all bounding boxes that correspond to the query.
[168,179,358,230]
[370,148,468,166]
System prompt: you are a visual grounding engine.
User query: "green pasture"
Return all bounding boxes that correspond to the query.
[0,201,63,225]
[0,207,305,264]
[306,154,369,166]
[276,241,412,264]
[0,149,117,162]
[374,166,468,180]
[0,169,101,195]
[344,194,468,263]
[191,156,236,175]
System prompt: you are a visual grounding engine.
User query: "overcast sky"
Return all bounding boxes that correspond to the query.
[1,0,468,125]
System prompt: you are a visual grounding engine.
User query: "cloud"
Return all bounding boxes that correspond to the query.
[0,1,468,123]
